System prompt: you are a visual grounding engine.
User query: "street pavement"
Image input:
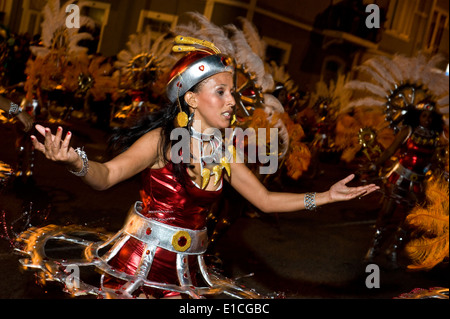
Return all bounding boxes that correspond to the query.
[0,119,448,299]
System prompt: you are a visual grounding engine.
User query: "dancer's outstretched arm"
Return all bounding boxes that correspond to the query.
[31,124,161,190]
[226,161,379,213]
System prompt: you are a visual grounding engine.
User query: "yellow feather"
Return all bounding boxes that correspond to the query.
[405,176,449,270]
[201,168,210,189]
[212,165,223,186]
[220,157,231,176]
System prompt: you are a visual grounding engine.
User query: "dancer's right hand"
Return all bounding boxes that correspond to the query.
[30,124,82,170]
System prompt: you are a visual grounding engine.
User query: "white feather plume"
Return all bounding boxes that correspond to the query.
[31,0,95,57]
[238,17,266,59]
[115,26,154,69]
[227,24,274,92]
[345,81,388,98]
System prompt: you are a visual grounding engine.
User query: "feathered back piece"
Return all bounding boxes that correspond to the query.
[235,17,273,91]
[310,74,352,116]
[344,53,449,127]
[114,26,175,92]
[238,17,266,60]
[115,26,175,72]
[226,24,274,93]
[31,0,95,57]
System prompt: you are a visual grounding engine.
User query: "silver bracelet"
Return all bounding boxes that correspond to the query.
[8,102,21,117]
[68,147,89,177]
[304,192,317,211]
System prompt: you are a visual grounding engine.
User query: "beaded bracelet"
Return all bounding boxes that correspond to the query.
[68,147,89,177]
[8,102,21,117]
[304,192,317,211]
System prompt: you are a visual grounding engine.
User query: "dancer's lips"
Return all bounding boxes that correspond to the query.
[222,110,232,120]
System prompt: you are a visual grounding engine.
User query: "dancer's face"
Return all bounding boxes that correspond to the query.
[419,110,433,129]
[185,72,235,131]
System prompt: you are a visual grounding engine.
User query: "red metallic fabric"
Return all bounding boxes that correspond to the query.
[385,134,436,203]
[397,137,435,172]
[140,161,222,230]
[104,162,222,297]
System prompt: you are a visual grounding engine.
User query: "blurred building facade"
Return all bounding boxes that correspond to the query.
[2,0,449,92]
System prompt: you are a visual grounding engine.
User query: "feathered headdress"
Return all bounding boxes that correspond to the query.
[344,53,449,129]
[173,12,235,56]
[229,18,274,92]
[170,13,298,167]
[24,0,96,97]
[172,12,274,97]
[63,53,116,101]
[309,74,352,117]
[114,25,175,92]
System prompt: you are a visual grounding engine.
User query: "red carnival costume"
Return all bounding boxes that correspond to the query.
[103,162,223,298]
[384,126,439,205]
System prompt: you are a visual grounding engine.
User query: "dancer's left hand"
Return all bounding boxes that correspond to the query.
[328,174,379,202]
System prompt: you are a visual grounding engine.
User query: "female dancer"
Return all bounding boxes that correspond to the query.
[26,38,378,298]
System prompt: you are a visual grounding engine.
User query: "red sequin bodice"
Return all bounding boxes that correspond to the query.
[140,162,222,230]
[105,162,222,297]
[397,133,436,174]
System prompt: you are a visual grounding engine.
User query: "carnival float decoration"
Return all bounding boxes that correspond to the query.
[24,0,95,98]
